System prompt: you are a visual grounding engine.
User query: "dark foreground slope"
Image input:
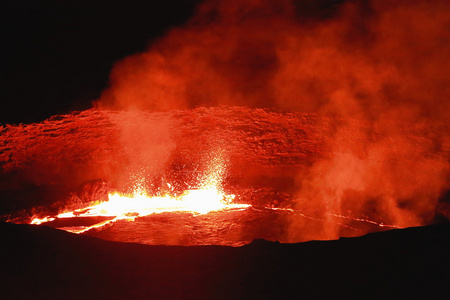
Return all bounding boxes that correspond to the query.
[1,222,449,300]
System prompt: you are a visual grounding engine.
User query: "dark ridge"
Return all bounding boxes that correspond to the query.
[1,222,449,299]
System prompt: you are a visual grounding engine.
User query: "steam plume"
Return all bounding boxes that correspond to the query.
[95,0,450,241]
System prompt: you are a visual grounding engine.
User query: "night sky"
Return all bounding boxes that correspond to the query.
[2,0,345,125]
[2,0,199,124]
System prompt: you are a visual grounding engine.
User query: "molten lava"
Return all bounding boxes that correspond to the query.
[2,107,448,245]
[30,184,250,234]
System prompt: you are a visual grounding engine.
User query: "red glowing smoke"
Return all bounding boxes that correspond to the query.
[93,0,450,241]
[95,0,450,122]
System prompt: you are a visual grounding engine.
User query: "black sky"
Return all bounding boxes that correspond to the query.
[1,0,346,124]
[1,0,200,124]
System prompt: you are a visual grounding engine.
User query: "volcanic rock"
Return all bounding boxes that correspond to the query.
[0,221,448,299]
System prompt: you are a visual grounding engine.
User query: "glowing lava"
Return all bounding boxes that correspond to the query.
[30,185,250,234]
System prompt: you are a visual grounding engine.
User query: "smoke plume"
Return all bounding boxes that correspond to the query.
[95,0,450,241]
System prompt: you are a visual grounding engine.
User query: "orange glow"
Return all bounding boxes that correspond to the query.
[63,187,246,219]
[30,184,250,234]
[30,216,55,225]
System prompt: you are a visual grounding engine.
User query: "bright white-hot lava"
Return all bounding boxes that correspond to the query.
[30,184,251,233]
[65,187,247,219]
[29,152,252,234]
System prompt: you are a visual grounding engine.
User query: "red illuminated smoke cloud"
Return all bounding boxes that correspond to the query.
[95,0,450,241]
[96,0,450,123]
